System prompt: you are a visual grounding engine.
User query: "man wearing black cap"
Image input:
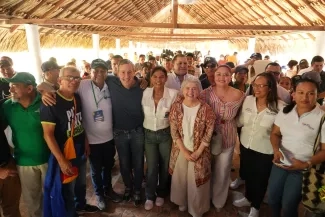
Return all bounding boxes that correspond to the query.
[37,61,61,93]
[199,57,218,89]
[231,66,249,92]
[77,59,122,210]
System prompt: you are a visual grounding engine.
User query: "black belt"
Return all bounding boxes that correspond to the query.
[144,127,170,134]
[114,126,143,134]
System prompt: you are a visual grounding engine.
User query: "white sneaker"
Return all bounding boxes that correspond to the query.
[97,196,106,210]
[233,197,251,207]
[144,200,154,211]
[155,197,164,207]
[230,177,245,189]
[248,207,259,217]
[179,205,187,211]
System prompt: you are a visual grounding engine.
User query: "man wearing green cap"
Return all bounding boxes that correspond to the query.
[1,72,50,217]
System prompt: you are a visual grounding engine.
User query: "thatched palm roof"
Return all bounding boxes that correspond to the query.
[0,0,324,53]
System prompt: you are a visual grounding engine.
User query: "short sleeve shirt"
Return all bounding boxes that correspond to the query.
[274,105,325,162]
[40,92,85,162]
[105,76,144,130]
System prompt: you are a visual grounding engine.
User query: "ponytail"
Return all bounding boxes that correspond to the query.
[283,101,296,114]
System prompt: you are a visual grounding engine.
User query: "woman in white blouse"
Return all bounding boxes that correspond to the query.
[142,66,178,210]
[233,72,285,217]
[268,78,325,217]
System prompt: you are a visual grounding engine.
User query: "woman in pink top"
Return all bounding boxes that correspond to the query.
[201,65,245,212]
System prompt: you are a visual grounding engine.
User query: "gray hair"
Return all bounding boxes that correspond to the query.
[59,66,80,77]
[180,77,203,96]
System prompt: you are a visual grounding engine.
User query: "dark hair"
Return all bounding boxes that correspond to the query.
[148,55,155,61]
[252,72,279,113]
[226,62,235,68]
[112,55,123,60]
[265,62,281,70]
[1,56,13,65]
[311,55,324,64]
[186,53,194,58]
[172,54,186,63]
[283,78,319,114]
[287,60,298,69]
[139,54,145,58]
[151,66,167,77]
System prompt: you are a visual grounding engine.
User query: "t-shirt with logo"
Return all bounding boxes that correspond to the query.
[40,92,85,166]
[1,93,50,166]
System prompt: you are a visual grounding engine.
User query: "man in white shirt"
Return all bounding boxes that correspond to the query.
[165,54,197,90]
[246,62,291,104]
[77,59,122,210]
[248,53,272,83]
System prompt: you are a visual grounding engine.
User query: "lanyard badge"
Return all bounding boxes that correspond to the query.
[91,82,105,122]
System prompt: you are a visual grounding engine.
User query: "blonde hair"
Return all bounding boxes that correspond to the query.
[180,77,203,96]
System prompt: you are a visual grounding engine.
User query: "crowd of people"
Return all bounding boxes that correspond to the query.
[0,50,325,217]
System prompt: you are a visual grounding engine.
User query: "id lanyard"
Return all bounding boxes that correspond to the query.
[91,82,105,109]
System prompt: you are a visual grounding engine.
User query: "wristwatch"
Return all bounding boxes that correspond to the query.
[306,161,312,170]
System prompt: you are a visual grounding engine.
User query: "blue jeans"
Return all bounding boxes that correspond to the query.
[268,165,303,217]
[114,127,144,193]
[144,127,172,200]
[89,140,116,196]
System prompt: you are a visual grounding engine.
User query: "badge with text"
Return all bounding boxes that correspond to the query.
[93,110,104,122]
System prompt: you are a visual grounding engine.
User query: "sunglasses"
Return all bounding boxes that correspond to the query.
[60,76,82,82]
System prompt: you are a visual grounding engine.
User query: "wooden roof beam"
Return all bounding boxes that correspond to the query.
[35,25,293,38]
[5,18,325,31]
[171,0,178,34]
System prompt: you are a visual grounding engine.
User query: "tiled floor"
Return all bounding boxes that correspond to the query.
[19,153,306,217]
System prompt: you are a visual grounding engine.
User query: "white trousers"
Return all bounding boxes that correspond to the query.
[17,163,48,217]
[170,151,210,217]
[211,146,234,209]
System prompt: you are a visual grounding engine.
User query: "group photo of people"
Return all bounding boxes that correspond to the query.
[0,49,325,217]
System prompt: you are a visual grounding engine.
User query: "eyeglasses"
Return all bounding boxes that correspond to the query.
[252,83,269,88]
[205,64,216,69]
[266,71,280,76]
[60,76,82,82]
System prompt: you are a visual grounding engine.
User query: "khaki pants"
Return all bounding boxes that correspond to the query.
[0,159,21,217]
[211,146,234,209]
[170,152,210,217]
[17,163,48,217]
